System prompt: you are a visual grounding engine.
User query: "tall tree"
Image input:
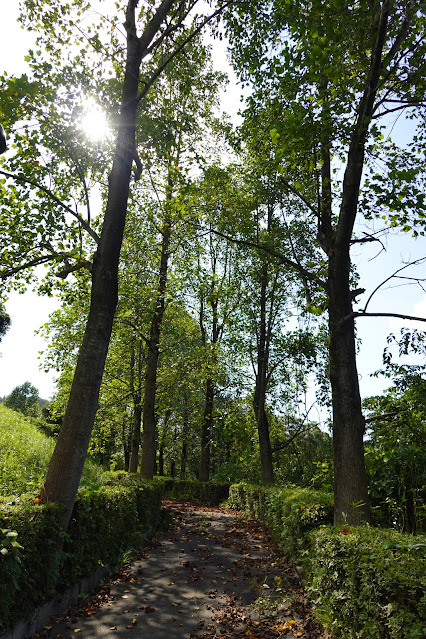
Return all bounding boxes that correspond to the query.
[226,0,426,523]
[137,39,226,478]
[0,0,232,529]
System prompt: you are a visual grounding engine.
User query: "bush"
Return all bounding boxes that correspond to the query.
[164,479,230,506]
[309,526,426,639]
[0,499,65,632]
[228,483,426,639]
[0,477,165,634]
[228,483,333,560]
[0,404,104,497]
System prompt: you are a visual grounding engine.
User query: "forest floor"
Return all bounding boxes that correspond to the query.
[31,500,325,639]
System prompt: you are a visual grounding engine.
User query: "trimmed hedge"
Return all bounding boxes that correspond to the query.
[164,479,230,506]
[0,475,164,634]
[309,526,426,639]
[228,483,426,639]
[228,482,333,559]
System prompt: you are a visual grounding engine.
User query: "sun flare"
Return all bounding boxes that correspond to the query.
[80,106,109,141]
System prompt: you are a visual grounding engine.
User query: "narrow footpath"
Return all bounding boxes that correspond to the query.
[32,501,324,639]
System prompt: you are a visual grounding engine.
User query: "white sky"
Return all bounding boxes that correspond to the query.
[0,3,425,403]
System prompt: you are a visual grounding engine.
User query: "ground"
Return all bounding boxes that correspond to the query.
[31,500,325,639]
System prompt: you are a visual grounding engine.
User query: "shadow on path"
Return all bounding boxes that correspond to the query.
[31,500,324,639]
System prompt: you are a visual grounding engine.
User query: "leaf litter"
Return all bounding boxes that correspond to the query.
[31,499,324,639]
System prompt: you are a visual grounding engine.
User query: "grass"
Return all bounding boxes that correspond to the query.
[0,404,103,497]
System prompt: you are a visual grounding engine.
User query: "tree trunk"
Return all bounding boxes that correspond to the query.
[322,1,391,525]
[180,401,189,479]
[122,418,131,472]
[140,342,159,478]
[39,0,177,529]
[140,209,172,479]
[199,377,214,482]
[40,34,142,529]
[253,387,274,485]
[328,247,370,525]
[129,339,143,473]
[253,258,274,485]
[129,396,142,473]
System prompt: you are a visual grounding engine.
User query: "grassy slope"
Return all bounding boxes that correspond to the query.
[0,404,103,496]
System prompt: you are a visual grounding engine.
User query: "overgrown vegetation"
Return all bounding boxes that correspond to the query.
[0,404,103,497]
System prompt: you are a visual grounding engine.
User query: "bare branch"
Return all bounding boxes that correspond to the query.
[56,260,93,279]
[206,227,327,290]
[0,254,59,280]
[279,176,318,216]
[342,311,426,325]
[364,410,399,424]
[363,257,426,312]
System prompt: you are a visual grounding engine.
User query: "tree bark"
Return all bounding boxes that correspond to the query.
[129,397,142,473]
[129,338,143,472]
[39,0,177,529]
[328,247,370,525]
[180,399,189,478]
[253,219,274,485]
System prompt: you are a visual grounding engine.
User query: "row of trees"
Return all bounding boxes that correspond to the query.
[0,0,425,528]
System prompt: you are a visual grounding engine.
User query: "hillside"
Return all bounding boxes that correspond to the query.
[0,404,102,496]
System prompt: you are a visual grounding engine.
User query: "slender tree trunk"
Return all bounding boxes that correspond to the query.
[199,377,214,482]
[180,401,189,478]
[129,397,142,473]
[129,339,143,473]
[253,258,274,485]
[123,419,131,471]
[253,381,274,485]
[157,410,170,477]
[140,204,172,479]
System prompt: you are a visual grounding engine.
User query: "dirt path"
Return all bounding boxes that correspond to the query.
[32,501,323,639]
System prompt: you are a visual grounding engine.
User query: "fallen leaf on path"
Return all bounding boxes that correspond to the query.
[144,606,156,614]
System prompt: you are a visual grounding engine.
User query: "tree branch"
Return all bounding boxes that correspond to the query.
[364,410,399,424]
[363,257,426,312]
[342,311,426,325]
[0,254,59,280]
[136,1,235,105]
[206,227,327,290]
[0,170,100,244]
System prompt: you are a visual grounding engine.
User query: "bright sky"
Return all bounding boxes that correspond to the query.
[0,3,425,404]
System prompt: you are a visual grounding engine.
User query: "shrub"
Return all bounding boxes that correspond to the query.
[164,479,230,506]
[0,477,165,634]
[309,526,426,639]
[228,483,333,560]
[228,483,426,639]
[0,498,65,632]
